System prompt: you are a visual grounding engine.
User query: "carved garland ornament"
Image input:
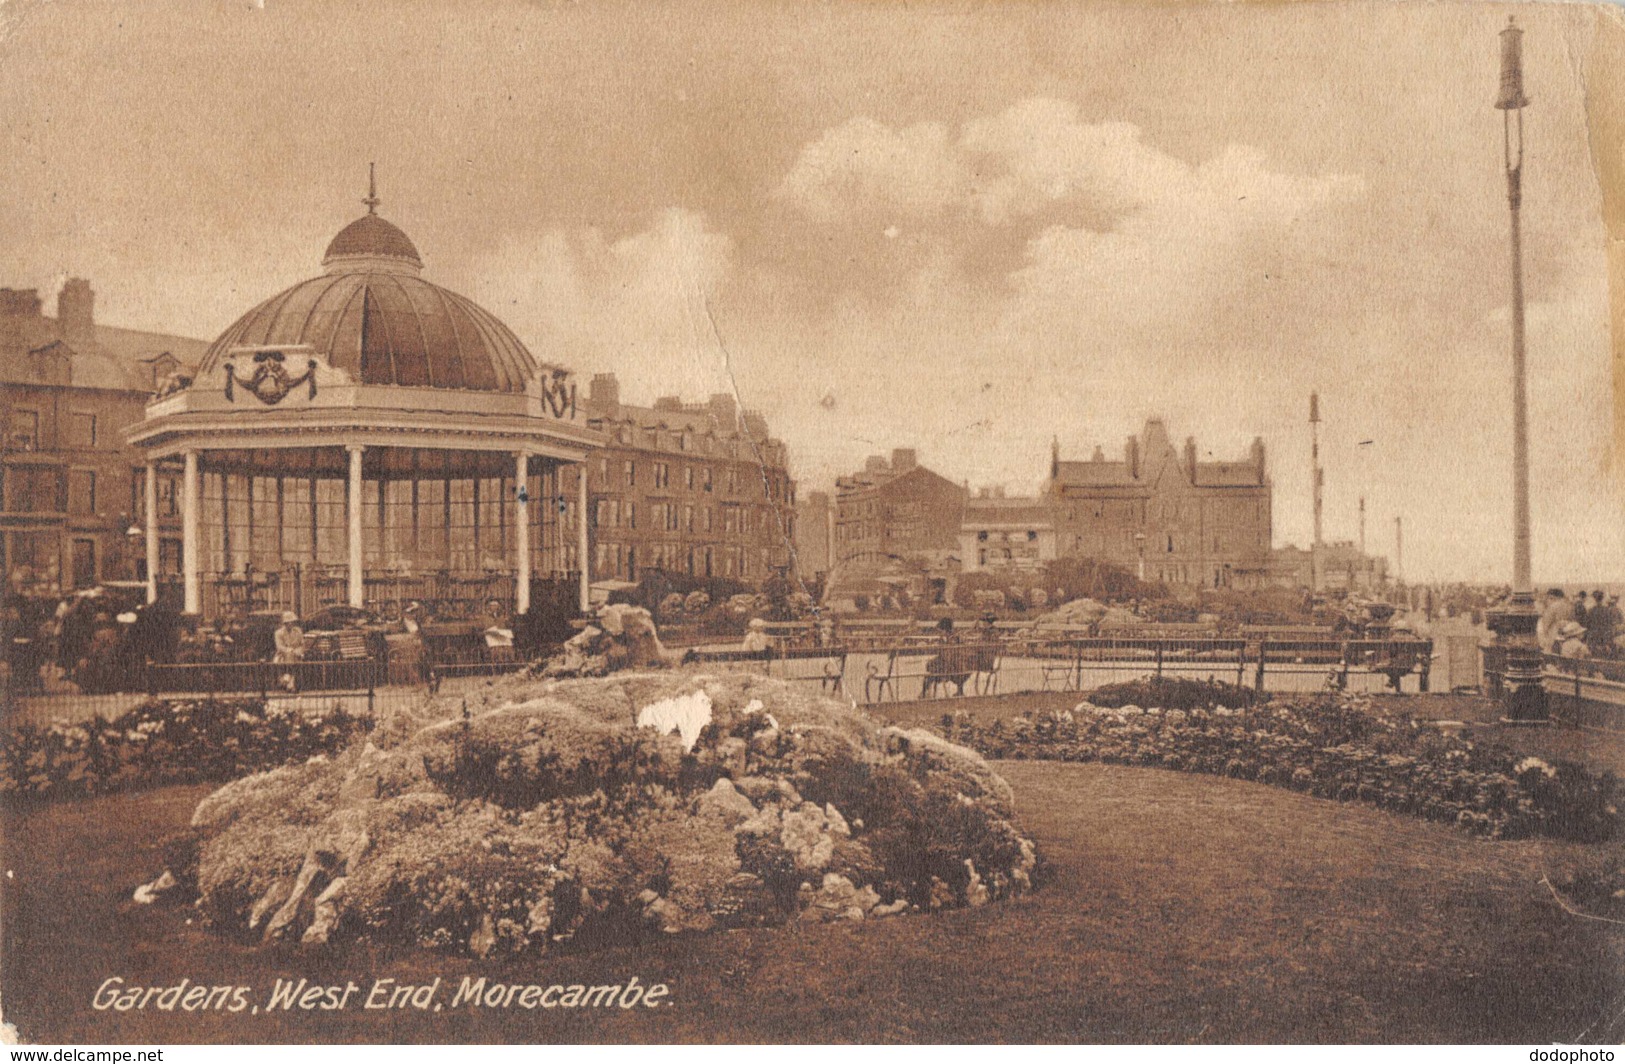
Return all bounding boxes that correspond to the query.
[224,350,318,406]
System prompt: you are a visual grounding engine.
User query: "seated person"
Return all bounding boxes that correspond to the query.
[273,611,307,663]
[741,617,771,653]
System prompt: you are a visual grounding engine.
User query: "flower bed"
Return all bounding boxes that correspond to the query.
[939,694,1620,842]
[0,697,371,801]
[160,672,1037,956]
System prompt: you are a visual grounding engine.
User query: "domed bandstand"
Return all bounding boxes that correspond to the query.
[127,181,601,622]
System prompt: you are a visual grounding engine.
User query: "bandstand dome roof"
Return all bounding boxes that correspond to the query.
[196,210,537,393]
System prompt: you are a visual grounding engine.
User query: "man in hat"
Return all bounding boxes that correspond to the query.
[273,611,306,664]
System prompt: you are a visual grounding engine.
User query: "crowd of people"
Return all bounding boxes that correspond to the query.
[1537,588,1623,660]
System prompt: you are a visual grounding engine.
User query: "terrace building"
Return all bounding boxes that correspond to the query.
[578,373,796,586]
[2,280,210,598]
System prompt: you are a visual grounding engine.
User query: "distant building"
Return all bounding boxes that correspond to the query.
[793,489,833,582]
[1271,541,1388,593]
[579,373,795,586]
[958,489,1055,572]
[2,280,210,597]
[832,449,966,572]
[1046,418,1272,588]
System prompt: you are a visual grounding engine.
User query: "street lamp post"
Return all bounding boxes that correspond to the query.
[1485,16,1548,724]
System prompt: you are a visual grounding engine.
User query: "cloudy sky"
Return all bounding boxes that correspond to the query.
[2,0,1620,582]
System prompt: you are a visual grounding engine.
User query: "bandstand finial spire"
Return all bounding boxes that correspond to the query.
[363,162,380,215]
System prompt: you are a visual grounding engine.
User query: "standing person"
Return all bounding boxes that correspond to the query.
[1537,589,1573,654]
[1573,591,1590,629]
[1587,593,1621,658]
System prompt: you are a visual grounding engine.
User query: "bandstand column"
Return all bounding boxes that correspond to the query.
[347,445,365,609]
[181,450,200,614]
[514,450,531,615]
[144,460,159,605]
[578,463,589,613]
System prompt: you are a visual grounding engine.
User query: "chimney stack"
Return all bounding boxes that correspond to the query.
[587,372,621,415]
[707,392,739,429]
[57,278,95,348]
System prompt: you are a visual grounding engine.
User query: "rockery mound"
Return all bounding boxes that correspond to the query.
[152,672,1037,955]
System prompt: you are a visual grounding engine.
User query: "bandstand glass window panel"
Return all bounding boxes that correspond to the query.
[475,476,506,568]
[250,477,279,570]
[314,478,347,568]
[159,472,180,517]
[200,470,225,573]
[382,480,414,569]
[363,480,384,567]
[283,478,313,565]
[417,479,448,569]
[223,472,251,573]
[448,479,477,571]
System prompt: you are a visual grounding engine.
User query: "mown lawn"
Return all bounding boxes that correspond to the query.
[4,758,1621,1044]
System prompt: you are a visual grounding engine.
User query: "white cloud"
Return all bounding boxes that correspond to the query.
[774,116,964,223]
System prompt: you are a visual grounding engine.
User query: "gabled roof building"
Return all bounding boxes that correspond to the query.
[1046,418,1272,589]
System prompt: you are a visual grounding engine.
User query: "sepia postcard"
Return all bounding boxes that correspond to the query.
[2,0,1623,1050]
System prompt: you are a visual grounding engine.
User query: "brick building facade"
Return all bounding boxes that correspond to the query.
[1047,418,1272,588]
[578,373,795,586]
[832,449,966,571]
[2,280,209,598]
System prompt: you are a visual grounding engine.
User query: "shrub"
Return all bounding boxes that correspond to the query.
[941,694,1620,843]
[0,697,370,802]
[1087,677,1260,712]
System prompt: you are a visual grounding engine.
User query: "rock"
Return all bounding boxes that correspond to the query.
[526,895,554,938]
[644,896,686,934]
[823,802,851,837]
[747,727,783,760]
[964,860,989,907]
[738,806,783,838]
[733,776,780,804]
[248,881,290,930]
[713,737,748,776]
[781,803,836,872]
[697,778,757,825]
[800,873,881,923]
[132,869,177,905]
[302,877,346,945]
[265,849,336,941]
[469,912,496,958]
[870,898,909,919]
